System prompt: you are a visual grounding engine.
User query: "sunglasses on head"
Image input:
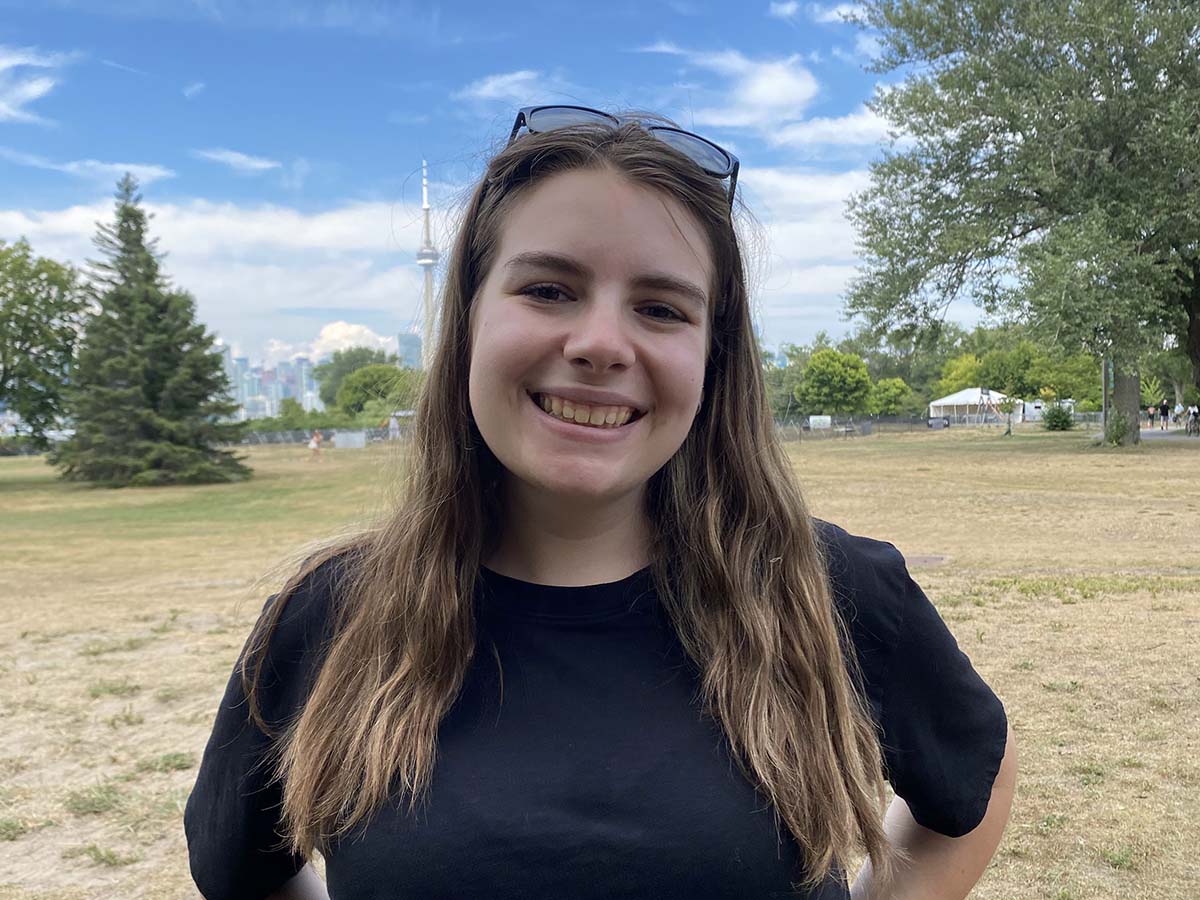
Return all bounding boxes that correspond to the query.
[506,104,739,211]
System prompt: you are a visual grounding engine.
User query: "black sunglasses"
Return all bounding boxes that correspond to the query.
[507,104,739,210]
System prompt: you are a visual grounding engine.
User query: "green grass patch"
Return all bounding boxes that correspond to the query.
[1098,845,1137,870]
[63,783,121,815]
[0,817,29,840]
[1067,762,1106,786]
[136,751,196,773]
[80,636,152,657]
[1041,680,1081,693]
[105,705,144,728]
[62,843,141,867]
[1036,813,1068,835]
[87,678,141,699]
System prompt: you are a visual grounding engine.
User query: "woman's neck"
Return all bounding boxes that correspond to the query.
[484,479,651,586]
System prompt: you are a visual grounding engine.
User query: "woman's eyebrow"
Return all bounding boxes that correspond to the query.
[503,250,708,310]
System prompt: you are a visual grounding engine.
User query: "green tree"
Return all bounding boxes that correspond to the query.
[1028,352,1102,406]
[48,175,248,486]
[868,377,917,415]
[847,0,1200,443]
[794,349,873,415]
[932,354,982,399]
[0,239,88,447]
[977,341,1044,400]
[335,365,424,416]
[315,346,398,408]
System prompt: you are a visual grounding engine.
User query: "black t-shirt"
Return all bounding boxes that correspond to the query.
[184,520,1008,899]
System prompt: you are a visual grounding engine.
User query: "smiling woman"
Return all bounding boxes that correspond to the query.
[184,106,1012,900]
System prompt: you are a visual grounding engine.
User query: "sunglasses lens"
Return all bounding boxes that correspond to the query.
[651,129,732,176]
[526,106,615,133]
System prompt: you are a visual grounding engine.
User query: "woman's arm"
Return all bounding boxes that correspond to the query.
[266,863,331,900]
[851,724,1017,900]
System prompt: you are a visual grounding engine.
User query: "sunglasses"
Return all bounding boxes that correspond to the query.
[506,104,739,210]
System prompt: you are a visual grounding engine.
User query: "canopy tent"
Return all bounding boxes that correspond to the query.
[928,387,1022,423]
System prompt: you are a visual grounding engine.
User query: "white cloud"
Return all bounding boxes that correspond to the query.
[183,80,206,99]
[854,32,882,59]
[192,147,281,173]
[0,146,175,184]
[772,105,891,147]
[281,157,311,191]
[809,3,863,23]
[0,44,75,124]
[0,194,452,364]
[767,2,799,19]
[680,49,820,128]
[101,59,150,76]
[637,40,686,55]
[453,70,541,102]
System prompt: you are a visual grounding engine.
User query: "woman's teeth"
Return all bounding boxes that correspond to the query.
[532,392,637,429]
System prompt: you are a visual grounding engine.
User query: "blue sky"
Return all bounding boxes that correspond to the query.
[0,0,974,365]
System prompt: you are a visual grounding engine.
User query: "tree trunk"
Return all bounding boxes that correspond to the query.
[1111,367,1141,446]
[1186,260,1200,392]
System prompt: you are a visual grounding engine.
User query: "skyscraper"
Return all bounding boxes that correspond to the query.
[416,159,440,369]
[397,332,422,369]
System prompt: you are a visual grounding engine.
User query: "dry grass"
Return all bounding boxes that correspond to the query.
[0,428,1196,899]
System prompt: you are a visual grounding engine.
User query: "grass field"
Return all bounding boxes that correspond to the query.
[1,429,1197,899]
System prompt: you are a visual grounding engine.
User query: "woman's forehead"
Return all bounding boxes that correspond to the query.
[492,168,713,291]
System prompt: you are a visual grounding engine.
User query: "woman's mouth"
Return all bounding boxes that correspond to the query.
[527,391,645,430]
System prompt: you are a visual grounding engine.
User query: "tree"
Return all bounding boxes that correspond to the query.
[315,346,398,408]
[977,341,1043,400]
[48,175,248,486]
[932,354,982,399]
[335,364,423,416]
[869,377,918,415]
[847,0,1200,444]
[0,239,88,447]
[794,349,873,415]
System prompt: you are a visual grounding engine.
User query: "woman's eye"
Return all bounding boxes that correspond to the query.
[522,284,569,302]
[642,304,686,322]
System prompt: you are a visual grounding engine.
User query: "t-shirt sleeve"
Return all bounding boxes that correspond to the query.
[818,520,1009,838]
[184,560,340,900]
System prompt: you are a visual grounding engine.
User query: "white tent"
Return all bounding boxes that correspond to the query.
[928,387,1021,423]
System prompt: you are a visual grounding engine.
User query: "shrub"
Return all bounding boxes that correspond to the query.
[1042,404,1075,431]
[1104,410,1134,446]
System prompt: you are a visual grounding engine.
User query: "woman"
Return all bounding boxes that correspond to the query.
[185,106,1015,900]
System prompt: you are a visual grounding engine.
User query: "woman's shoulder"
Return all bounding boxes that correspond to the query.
[255,550,358,665]
[811,518,918,654]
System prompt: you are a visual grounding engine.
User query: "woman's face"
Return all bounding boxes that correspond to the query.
[468,166,712,506]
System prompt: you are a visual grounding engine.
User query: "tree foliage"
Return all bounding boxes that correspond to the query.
[868,376,918,415]
[0,239,88,447]
[334,365,423,415]
[48,175,248,486]
[794,348,873,415]
[847,0,1200,441]
[314,346,397,408]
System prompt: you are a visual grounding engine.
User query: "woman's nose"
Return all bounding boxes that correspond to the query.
[562,297,635,372]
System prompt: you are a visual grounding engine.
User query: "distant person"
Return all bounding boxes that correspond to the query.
[186,104,1014,900]
[1187,403,1200,435]
[388,413,401,441]
[1147,405,1156,428]
[307,429,322,461]
[1159,398,1170,430]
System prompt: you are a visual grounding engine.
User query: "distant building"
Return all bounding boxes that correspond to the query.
[397,333,422,369]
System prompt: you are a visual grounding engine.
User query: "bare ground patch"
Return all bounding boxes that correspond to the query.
[2,433,1197,898]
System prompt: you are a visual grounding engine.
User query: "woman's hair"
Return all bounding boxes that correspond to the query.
[242,112,895,888]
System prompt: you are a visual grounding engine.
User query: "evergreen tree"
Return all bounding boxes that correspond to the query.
[49,175,249,486]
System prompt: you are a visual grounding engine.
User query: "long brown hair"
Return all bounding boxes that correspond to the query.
[243,114,895,888]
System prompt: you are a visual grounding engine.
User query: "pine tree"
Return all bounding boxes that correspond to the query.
[49,175,250,486]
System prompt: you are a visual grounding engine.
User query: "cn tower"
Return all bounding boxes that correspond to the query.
[416,160,440,369]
